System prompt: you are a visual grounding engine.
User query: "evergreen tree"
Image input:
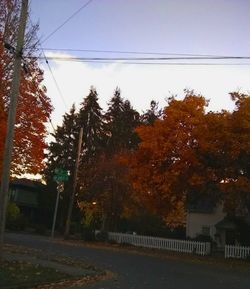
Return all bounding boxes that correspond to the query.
[46,104,79,178]
[105,87,140,153]
[44,105,79,229]
[78,87,105,161]
[141,100,162,125]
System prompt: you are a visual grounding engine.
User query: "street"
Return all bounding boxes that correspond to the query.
[5,232,250,289]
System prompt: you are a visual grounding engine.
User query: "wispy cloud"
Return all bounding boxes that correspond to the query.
[41,52,250,127]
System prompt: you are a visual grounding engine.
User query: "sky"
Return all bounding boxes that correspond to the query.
[29,0,250,127]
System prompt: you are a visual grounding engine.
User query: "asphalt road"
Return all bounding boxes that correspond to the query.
[5,232,250,289]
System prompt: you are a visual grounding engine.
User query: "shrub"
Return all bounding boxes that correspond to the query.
[6,202,28,230]
[95,230,108,242]
[6,202,20,223]
[195,234,213,243]
[81,227,95,241]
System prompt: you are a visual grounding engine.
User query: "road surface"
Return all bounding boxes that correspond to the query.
[5,232,250,289]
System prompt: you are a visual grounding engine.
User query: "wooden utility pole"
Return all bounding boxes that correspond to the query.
[0,0,29,259]
[64,127,83,239]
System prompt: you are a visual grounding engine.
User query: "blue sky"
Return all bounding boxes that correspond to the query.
[29,0,250,126]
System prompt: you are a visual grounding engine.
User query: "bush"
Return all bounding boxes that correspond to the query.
[6,202,20,223]
[81,227,95,241]
[6,202,28,231]
[95,230,108,242]
[194,234,213,243]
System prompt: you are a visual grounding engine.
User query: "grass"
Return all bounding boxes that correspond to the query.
[0,260,71,289]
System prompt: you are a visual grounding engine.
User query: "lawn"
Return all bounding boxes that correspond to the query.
[0,260,71,289]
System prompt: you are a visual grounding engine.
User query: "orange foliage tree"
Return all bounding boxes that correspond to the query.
[194,92,250,215]
[126,91,250,226]
[126,91,208,226]
[0,0,52,176]
[219,93,250,214]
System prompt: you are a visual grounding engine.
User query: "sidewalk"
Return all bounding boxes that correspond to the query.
[2,245,110,289]
[4,252,96,277]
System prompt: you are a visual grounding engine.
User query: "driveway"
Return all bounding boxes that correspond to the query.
[5,232,250,289]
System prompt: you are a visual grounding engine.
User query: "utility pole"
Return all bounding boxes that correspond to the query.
[0,0,29,259]
[64,127,83,239]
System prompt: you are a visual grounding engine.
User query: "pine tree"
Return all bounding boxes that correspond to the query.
[78,88,140,230]
[105,87,140,153]
[78,87,105,162]
[46,105,79,179]
[45,105,79,229]
[141,100,162,125]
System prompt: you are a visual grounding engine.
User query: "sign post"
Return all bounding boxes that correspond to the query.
[51,168,69,238]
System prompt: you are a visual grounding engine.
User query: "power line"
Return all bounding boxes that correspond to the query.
[41,0,94,44]
[27,16,68,122]
[44,57,68,109]
[25,55,250,66]
[41,47,225,57]
[39,60,250,66]
[30,55,250,61]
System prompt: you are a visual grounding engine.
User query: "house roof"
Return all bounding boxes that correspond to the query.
[11,178,38,189]
[10,178,45,190]
[215,217,237,230]
[187,199,215,214]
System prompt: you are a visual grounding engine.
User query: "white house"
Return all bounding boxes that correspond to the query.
[186,200,250,248]
[186,202,226,247]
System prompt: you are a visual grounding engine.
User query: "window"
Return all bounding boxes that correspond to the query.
[201,226,210,236]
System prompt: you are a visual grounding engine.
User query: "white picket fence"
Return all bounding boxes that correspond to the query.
[225,245,250,259]
[107,232,211,256]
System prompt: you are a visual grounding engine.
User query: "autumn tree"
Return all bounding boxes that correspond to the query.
[204,93,250,215]
[227,92,250,205]
[0,0,52,176]
[78,153,132,231]
[126,90,250,227]
[126,91,209,227]
[187,92,250,216]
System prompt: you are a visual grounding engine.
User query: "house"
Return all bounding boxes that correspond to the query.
[186,200,226,246]
[9,178,41,222]
[186,200,250,247]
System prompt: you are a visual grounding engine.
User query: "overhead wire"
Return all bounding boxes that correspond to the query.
[35,55,250,61]
[25,54,250,66]
[39,48,68,132]
[43,56,68,109]
[41,47,225,57]
[28,15,68,108]
[27,15,67,132]
[28,0,250,66]
[40,0,94,44]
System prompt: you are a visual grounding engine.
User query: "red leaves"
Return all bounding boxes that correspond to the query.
[0,5,53,175]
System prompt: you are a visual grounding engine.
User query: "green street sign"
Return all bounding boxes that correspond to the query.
[53,168,69,182]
